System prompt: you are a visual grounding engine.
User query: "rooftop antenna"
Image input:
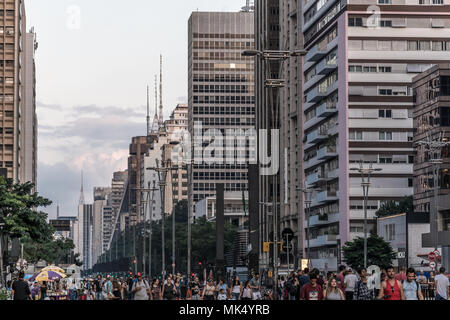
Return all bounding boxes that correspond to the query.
[241,0,254,12]
[146,85,150,136]
[159,55,164,127]
[152,74,159,133]
[79,171,85,206]
[57,201,60,219]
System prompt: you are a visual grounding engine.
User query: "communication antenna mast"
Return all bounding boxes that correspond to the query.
[241,0,254,12]
[159,55,164,127]
[152,75,159,133]
[146,85,150,136]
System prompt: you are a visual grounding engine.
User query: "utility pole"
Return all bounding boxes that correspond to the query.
[350,161,382,268]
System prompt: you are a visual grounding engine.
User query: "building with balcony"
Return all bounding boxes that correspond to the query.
[301,0,450,271]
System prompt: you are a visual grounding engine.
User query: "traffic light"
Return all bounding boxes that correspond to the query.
[133,259,137,264]
[198,261,202,266]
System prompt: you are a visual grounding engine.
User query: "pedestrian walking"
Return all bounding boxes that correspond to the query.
[150,278,162,300]
[202,279,216,300]
[403,268,423,300]
[395,267,407,282]
[216,278,227,299]
[300,273,323,301]
[112,279,121,300]
[11,272,32,301]
[132,274,150,300]
[240,281,253,300]
[336,265,346,291]
[377,266,405,300]
[250,273,262,300]
[354,268,374,300]
[428,271,436,299]
[343,268,358,300]
[231,276,242,300]
[93,275,104,300]
[417,270,428,299]
[40,281,47,300]
[323,277,345,300]
[31,282,41,301]
[69,280,78,301]
[434,267,449,301]
[162,277,177,301]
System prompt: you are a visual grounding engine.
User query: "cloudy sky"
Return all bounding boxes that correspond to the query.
[26,0,247,218]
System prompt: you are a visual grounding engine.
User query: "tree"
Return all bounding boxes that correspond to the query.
[342,234,396,270]
[174,200,188,223]
[22,236,76,265]
[0,177,53,243]
[375,195,413,218]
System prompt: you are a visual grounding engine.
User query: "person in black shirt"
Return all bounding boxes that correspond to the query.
[11,272,31,301]
[93,275,104,300]
[162,278,176,300]
[40,281,48,300]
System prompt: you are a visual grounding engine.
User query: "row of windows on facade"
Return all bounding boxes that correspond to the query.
[192,33,254,40]
[193,64,253,72]
[193,171,248,180]
[192,117,256,126]
[0,60,14,68]
[349,39,450,52]
[193,183,247,192]
[349,130,414,141]
[193,85,254,94]
[415,76,450,105]
[0,161,13,168]
[193,106,255,115]
[416,107,450,130]
[192,41,254,50]
[348,16,448,28]
[191,163,248,170]
[193,74,253,83]
[193,51,254,61]
[0,27,15,35]
[193,96,255,105]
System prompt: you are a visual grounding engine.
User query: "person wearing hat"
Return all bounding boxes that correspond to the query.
[343,268,358,300]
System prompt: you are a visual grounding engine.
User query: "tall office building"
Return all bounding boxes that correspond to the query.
[188,11,256,221]
[413,64,450,268]
[22,28,37,187]
[300,0,450,270]
[128,136,156,226]
[0,0,37,184]
[92,187,112,265]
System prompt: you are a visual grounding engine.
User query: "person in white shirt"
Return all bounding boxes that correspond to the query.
[344,268,358,300]
[434,267,449,300]
[132,275,150,300]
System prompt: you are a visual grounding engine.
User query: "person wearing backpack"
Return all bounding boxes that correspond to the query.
[403,268,424,300]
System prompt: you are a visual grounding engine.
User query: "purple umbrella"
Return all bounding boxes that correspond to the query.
[29,270,66,282]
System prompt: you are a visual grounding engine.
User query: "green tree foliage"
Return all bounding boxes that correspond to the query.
[342,234,396,270]
[0,177,53,243]
[375,195,413,218]
[22,236,76,265]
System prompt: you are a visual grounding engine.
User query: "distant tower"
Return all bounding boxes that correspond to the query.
[159,55,164,127]
[241,0,254,12]
[146,85,150,136]
[79,171,85,206]
[152,74,159,133]
[57,202,60,219]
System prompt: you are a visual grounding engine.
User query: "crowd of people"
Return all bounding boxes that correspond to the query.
[6,266,449,301]
[278,266,449,300]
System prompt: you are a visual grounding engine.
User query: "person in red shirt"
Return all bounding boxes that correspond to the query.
[300,273,323,300]
[377,266,405,300]
[337,265,346,290]
[395,267,407,282]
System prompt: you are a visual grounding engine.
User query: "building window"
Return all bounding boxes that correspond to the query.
[379,89,393,95]
[379,156,393,164]
[379,110,392,118]
[380,20,392,27]
[349,17,363,27]
[379,66,392,73]
[378,0,392,3]
[379,131,393,141]
[350,131,363,141]
[384,224,395,241]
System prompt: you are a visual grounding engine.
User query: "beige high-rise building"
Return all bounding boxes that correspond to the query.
[0,0,37,184]
[188,11,256,220]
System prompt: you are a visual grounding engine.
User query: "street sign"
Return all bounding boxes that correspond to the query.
[397,251,406,259]
[428,252,436,261]
[433,250,440,257]
[282,228,295,242]
[263,242,270,253]
[430,261,436,269]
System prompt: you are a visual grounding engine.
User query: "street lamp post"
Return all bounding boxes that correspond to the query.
[350,161,382,268]
[243,48,307,300]
[297,187,320,268]
[0,220,4,288]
